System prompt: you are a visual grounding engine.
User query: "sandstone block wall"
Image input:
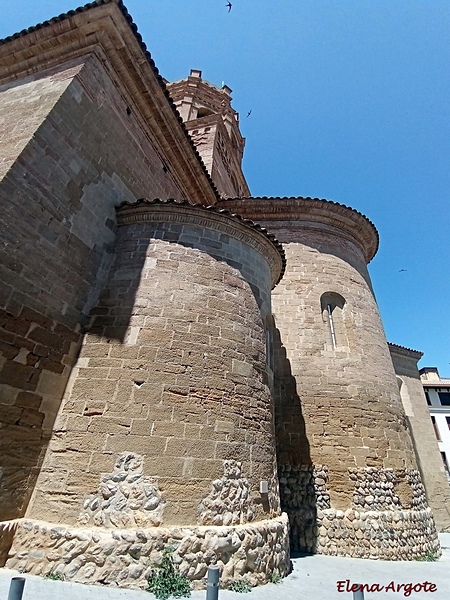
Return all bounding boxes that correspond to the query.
[269,230,416,468]
[390,345,450,531]
[219,197,440,558]
[25,203,283,530]
[0,52,193,519]
[269,227,439,556]
[0,61,87,518]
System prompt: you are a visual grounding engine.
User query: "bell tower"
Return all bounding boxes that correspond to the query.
[167,69,250,198]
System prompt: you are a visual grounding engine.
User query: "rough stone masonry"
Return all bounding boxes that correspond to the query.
[0,0,445,592]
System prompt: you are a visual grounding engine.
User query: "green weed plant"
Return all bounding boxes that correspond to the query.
[147,547,191,600]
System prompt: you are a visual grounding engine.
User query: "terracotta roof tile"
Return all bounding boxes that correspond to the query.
[220,195,379,263]
[388,342,423,358]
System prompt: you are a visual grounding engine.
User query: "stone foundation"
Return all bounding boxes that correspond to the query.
[316,507,440,560]
[0,515,290,589]
[281,465,440,558]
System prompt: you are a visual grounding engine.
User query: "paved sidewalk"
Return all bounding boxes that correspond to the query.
[1,534,449,600]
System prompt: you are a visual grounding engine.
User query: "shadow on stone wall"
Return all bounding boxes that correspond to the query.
[0,309,83,522]
[0,520,17,567]
[0,216,145,524]
[272,323,320,555]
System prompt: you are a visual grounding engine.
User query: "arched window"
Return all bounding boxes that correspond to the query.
[320,292,346,350]
[196,107,214,118]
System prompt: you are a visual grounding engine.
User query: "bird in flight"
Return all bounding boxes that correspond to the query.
[226,2,232,12]
[247,110,252,117]
[399,269,407,272]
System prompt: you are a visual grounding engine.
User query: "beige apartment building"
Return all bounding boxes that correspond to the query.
[421,367,450,479]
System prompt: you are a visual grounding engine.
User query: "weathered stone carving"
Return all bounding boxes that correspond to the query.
[78,452,164,528]
[198,460,253,525]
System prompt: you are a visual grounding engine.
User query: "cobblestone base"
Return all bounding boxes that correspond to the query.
[281,465,440,559]
[288,507,440,559]
[0,515,290,590]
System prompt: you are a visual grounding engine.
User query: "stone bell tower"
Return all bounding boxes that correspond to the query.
[167,69,250,198]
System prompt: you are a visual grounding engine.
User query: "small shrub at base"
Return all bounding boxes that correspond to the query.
[147,547,191,600]
[417,550,439,562]
[229,580,251,593]
[45,572,65,581]
[270,572,282,584]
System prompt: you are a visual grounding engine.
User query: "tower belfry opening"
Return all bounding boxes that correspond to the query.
[167,69,250,198]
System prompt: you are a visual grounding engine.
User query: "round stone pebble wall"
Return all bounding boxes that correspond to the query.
[279,464,440,559]
[316,507,440,560]
[1,515,290,590]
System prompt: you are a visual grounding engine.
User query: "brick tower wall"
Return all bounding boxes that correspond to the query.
[167,71,250,198]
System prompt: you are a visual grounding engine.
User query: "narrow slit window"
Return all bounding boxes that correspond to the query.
[326,304,337,349]
[321,292,346,350]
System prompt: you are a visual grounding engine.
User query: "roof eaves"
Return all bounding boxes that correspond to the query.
[388,342,423,359]
[220,195,379,263]
[116,198,286,286]
[0,0,220,204]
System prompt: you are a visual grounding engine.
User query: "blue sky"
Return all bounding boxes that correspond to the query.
[1,0,449,374]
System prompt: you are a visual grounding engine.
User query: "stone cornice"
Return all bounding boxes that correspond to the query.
[219,197,379,264]
[0,0,219,206]
[116,199,286,288]
[388,342,423,361]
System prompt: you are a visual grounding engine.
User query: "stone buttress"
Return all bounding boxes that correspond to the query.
[1,200,289,588]
[221,196,440,560]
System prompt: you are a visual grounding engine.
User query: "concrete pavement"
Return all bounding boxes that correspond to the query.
[1,534,449,600]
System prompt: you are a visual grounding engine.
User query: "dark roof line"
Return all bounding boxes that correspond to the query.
[388,342,423,357]
[221,195,379,262]
[116,198,286,285]
[0,0,111,44]
[0,0,220,202]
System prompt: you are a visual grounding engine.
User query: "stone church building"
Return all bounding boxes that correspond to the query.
[0,0,449,589]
